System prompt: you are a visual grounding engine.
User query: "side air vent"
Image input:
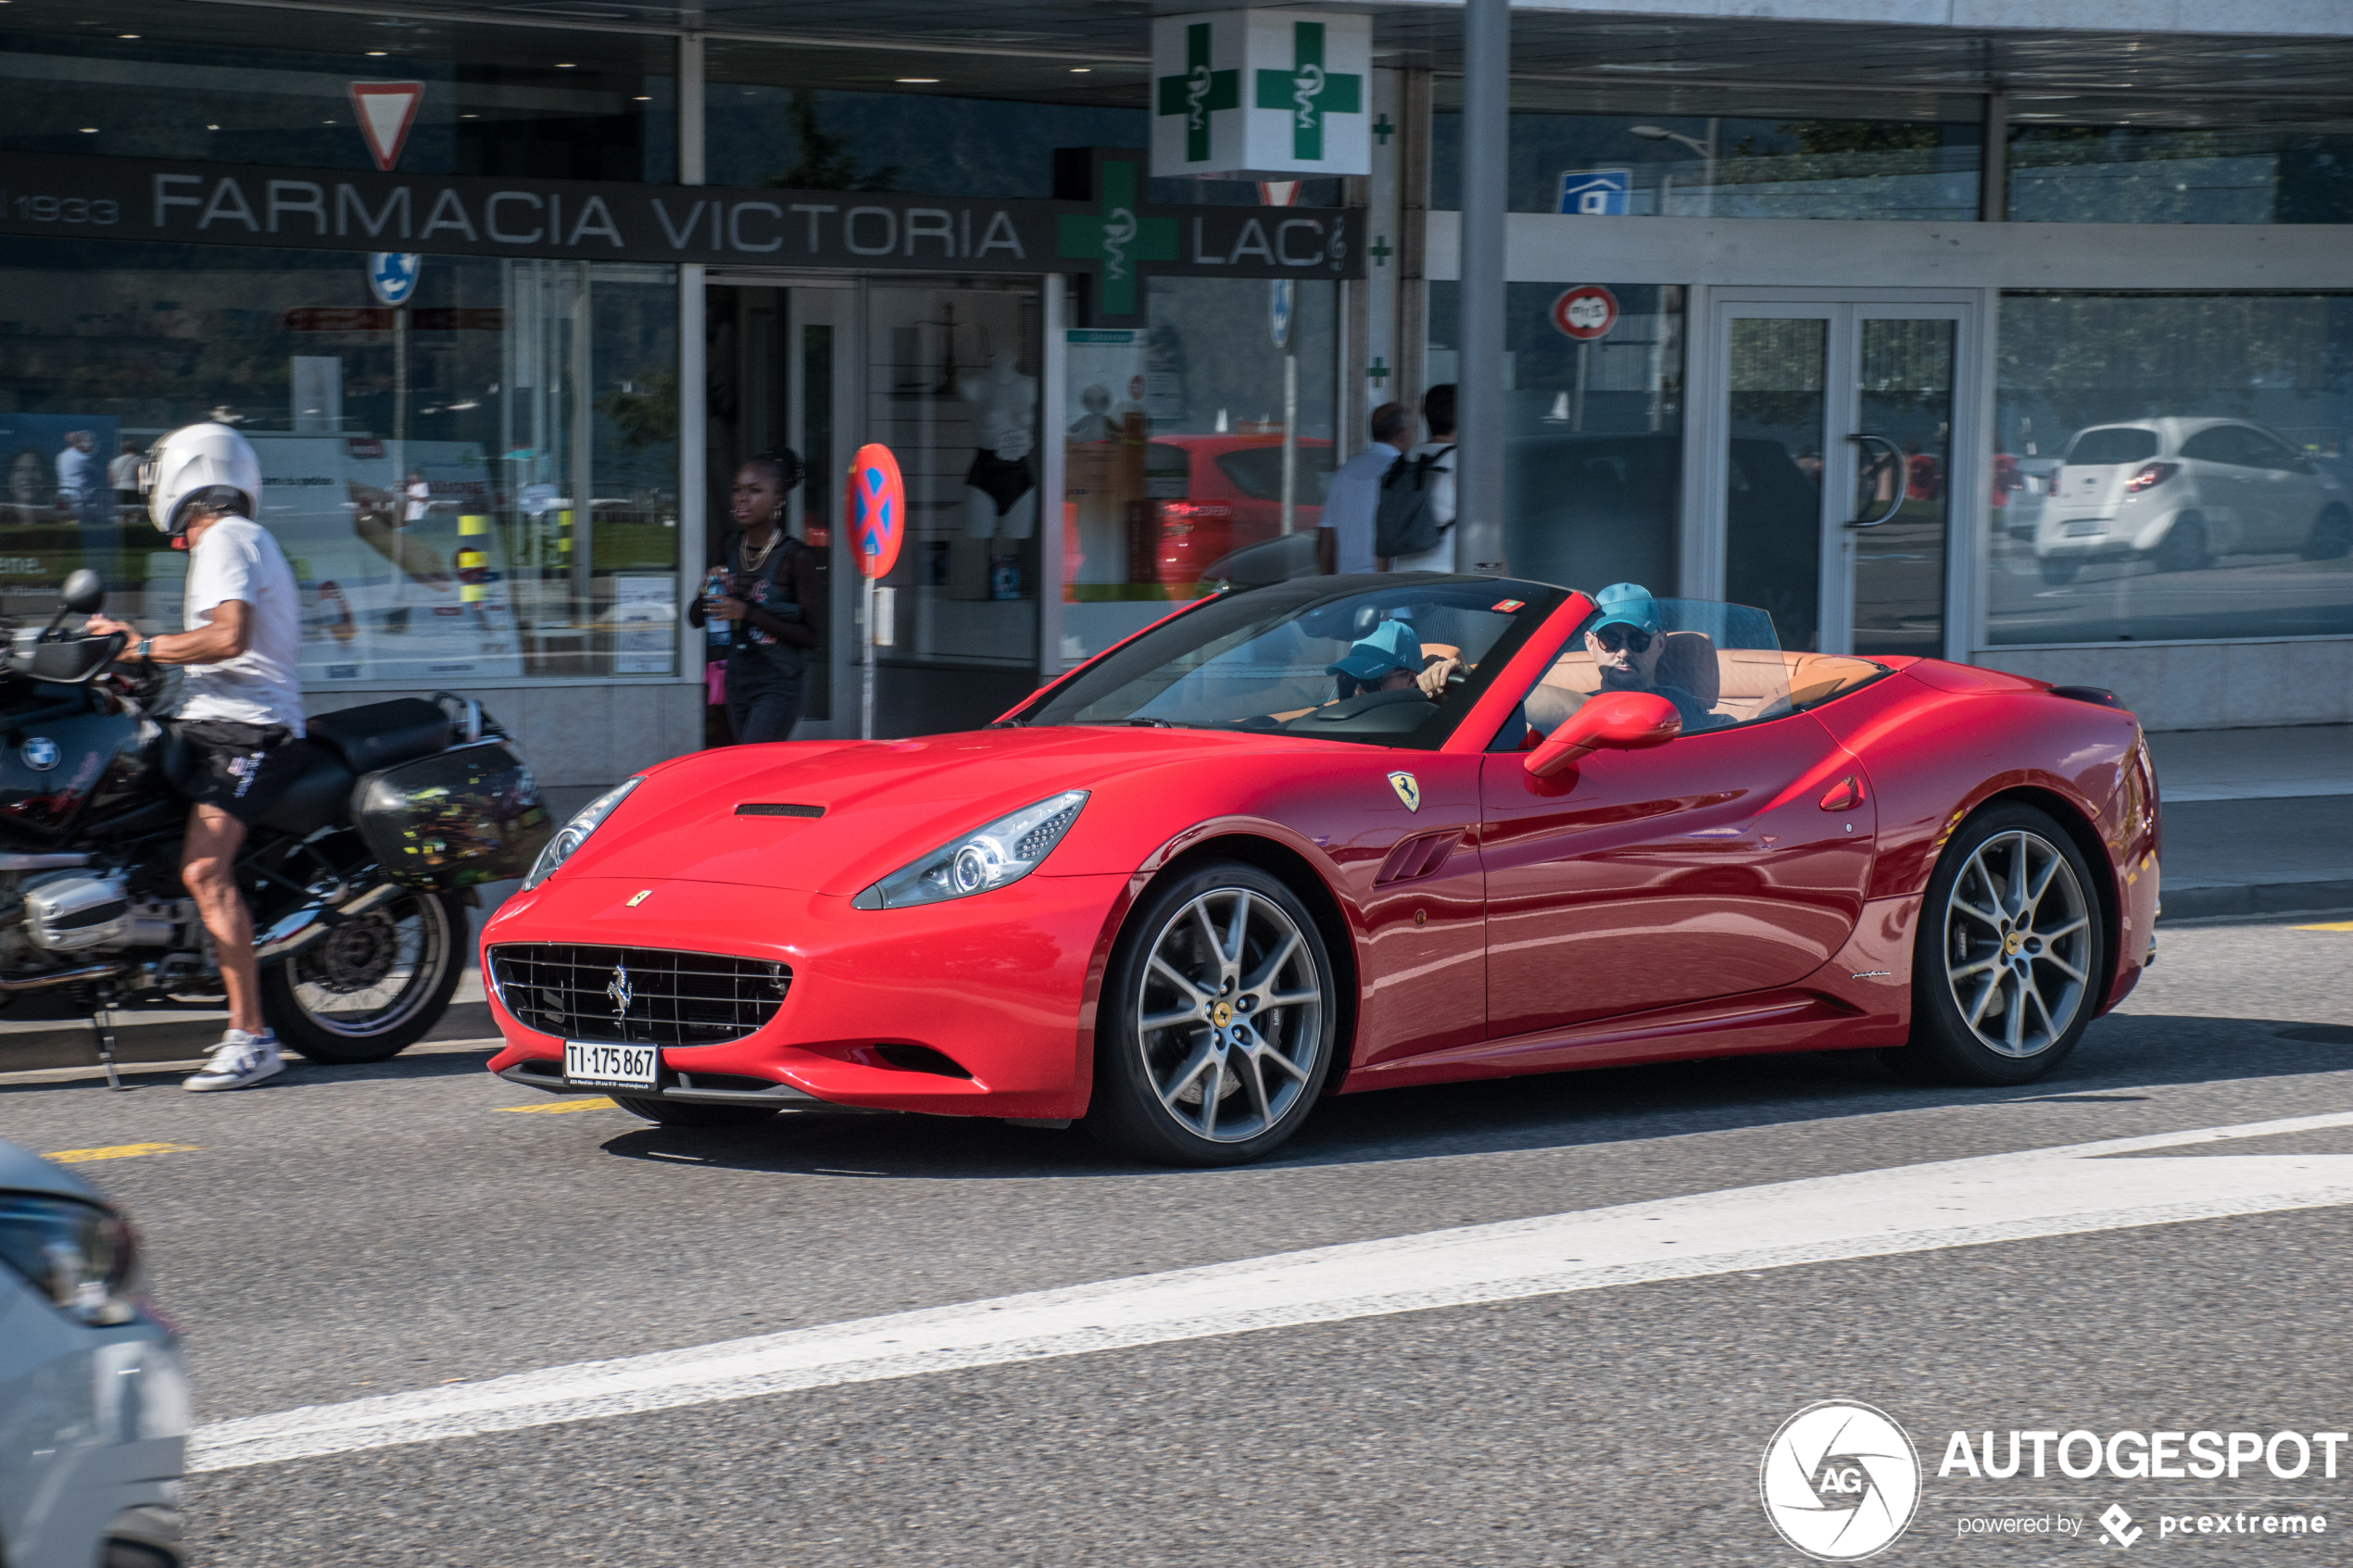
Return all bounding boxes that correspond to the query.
[2050,685,2125,710]
[736,802,825,818]
[1376,830,1463,886]
[873,1044,974,1079]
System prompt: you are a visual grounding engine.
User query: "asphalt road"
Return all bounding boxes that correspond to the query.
[8,912,2353,1566]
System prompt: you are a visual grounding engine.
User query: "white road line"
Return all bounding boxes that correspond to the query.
[191,1108,2353,1474]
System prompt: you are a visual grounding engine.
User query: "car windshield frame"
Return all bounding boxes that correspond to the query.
[1012,573,1572,750]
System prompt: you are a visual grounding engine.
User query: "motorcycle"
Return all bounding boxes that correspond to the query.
[0,570,551,1085]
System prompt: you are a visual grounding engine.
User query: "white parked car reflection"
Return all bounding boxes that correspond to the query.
[2033,417,2353,584]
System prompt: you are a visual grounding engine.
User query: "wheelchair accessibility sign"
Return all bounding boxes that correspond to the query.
[1558,169,1631,216]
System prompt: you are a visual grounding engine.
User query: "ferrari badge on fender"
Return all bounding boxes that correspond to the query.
[1387,771,1421,812]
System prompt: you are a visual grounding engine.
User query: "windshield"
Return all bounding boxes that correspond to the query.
[1017,574,1568,748]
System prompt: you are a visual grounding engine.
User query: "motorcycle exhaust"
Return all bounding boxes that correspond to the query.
[254,881,404,967]
[0,961,128,993]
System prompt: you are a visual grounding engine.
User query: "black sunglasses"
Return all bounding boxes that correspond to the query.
[1593,626,1654,653]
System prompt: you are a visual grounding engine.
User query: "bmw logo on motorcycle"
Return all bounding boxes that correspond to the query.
[19,736,59,771]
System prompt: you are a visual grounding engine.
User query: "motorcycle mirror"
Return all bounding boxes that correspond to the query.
[60,570,106,615]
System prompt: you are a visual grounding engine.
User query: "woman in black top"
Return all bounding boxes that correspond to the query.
[690,453,826,744]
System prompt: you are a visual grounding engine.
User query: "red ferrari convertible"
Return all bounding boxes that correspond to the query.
[483,574,2158,1166]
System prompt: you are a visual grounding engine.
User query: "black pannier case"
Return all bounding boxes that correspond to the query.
[351,740,552,889]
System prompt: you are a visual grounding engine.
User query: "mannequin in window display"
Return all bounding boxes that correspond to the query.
[960,349,1038,543]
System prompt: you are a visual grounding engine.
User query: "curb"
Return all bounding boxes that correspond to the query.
[2159,881,2353,922]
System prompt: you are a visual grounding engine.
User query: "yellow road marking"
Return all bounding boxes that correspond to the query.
[2294,921,2353,932]
[497,1097,616,1114]
[44,1142,203,1164]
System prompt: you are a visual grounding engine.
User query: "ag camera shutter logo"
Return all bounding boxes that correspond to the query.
[1760,1400,1921,1561]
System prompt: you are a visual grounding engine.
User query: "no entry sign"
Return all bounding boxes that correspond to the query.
[1550,284,1619,341]
[848,444,905,580]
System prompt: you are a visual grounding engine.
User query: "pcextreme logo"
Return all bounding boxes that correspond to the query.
[1761,1400,1923,1561]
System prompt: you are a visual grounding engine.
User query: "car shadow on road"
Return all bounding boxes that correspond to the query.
[590,1010,2353,1182]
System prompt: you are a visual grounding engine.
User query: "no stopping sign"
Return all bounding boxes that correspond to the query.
[1551,284,1619,341]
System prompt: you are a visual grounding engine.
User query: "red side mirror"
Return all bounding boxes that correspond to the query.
[1525,690,1681,779]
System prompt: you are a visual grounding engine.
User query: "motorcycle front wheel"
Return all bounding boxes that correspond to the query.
[260,886,467,1063]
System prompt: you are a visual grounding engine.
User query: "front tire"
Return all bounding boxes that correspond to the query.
[611,1097,779,1128]
[1882,805,2105,1086]
[1084,861,1338,1167]
[260,887,465,1063]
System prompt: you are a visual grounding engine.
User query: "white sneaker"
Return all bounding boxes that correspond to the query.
[184,1030,284,1092]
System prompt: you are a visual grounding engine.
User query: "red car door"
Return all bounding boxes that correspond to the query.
[1478,713,1875,1040]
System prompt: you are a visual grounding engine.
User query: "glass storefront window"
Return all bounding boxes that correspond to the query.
[1434,87,1981,220]
[1988,292,2353,646]
[1060,277,1338,663]
[0,0,675,181]
[1427,281,1684,594]
[2007,105,2353,224]
[0,237,678,683]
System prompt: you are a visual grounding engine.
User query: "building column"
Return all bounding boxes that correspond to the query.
[1394,68,1431,425]
[676,31,707,689]
[1454,0,1509,574]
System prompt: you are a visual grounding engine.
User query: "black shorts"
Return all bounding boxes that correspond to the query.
[171,720,305,826]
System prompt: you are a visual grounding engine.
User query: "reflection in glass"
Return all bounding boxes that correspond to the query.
[2008,114,2353,225]
[1852,319,1954,659]
[1723,319,1827,652]
[1433,96,1981,220]
[1060,277,1337,663]
[1426,282,1685,594]
[1990,294,2353,645]
[0,238,677,682]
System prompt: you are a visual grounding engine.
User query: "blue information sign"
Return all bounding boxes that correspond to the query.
[1557,169,1632,217]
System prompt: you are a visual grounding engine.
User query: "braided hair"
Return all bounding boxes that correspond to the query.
[742,450,805,496]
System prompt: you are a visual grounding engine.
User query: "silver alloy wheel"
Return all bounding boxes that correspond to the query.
[286,889,450,1039]
[1942,829,2093,1059]
[1134,886,1324,1144]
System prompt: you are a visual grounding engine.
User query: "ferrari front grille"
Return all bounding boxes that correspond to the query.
[487,943,791,1047]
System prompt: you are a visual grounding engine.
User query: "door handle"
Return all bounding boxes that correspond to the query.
[1818,775,1867,811]
[1846,434,1904,528]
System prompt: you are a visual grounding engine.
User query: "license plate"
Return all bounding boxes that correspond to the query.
[564,1040,658,1090]
[2063,520,2105,536]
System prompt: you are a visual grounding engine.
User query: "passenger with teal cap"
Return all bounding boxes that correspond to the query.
[1582,582,1716,733]
[1326,618,1461,702]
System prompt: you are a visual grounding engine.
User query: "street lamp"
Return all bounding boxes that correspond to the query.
[1629,120,1720,217]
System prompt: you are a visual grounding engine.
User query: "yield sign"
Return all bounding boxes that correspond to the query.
[349,82,425,172]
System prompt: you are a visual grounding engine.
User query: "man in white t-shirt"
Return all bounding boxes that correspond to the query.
[88,423,305,1092]
[1389,383,1458,574]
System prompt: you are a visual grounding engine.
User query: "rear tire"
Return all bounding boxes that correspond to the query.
[2304,503,2353,561]
[2153,513,2209,572]
[611,1096,779,1128]
[261,887,465,1063]
[1083,861,1338,1167]
[1881,804,2105,1087]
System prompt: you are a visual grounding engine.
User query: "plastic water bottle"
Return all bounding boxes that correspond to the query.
[704,569,732,650]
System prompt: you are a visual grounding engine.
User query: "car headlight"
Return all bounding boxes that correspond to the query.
[852,790,1088,909]
[522,776,641,890]
[0,1192,138,1326]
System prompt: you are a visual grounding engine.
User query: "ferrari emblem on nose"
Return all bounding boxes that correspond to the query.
[1387,771,1421,812]
[626,889,652,907]
[607,962,635,1022]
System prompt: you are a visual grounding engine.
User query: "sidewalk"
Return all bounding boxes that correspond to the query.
[2149,724,2353,921]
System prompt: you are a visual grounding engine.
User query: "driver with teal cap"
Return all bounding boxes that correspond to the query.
[1583,582,1716,732]
[1327,618,1461,702]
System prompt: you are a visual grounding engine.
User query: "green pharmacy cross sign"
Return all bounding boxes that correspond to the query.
[1057,157,1176,318]
[1157,22,1239,165]
[1255,21,1361,162]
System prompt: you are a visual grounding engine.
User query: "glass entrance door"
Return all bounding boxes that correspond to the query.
[1711,295,1971,657]
[706,277,1042,740]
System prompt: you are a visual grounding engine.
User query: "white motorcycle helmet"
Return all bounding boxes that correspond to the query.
[142,421,261,537]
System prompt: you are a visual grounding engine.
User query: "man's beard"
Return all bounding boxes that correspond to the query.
[1597,664,1643,689]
